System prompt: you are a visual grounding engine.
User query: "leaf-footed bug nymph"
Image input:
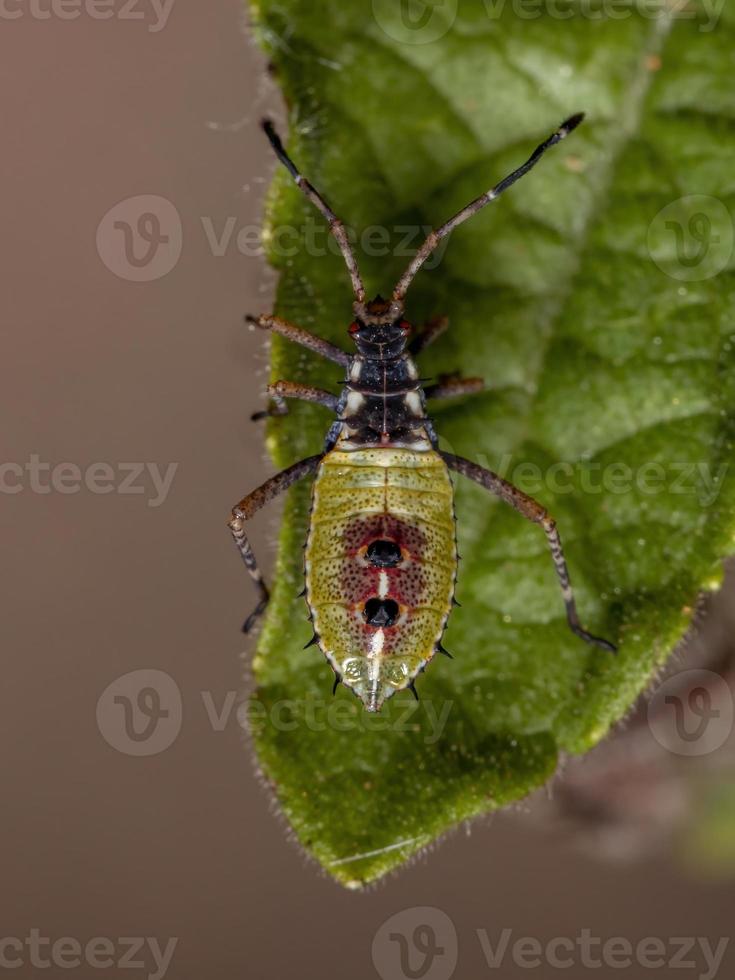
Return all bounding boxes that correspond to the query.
[229,113,617,713]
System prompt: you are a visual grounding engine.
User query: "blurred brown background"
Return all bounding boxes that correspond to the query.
[2,3,734,979]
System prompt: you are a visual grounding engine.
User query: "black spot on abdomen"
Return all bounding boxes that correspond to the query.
[363,598,399,627]
[366,540,402,568]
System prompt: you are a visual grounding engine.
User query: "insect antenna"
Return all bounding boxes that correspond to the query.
[262,119,367,304]
[392,113,584,303]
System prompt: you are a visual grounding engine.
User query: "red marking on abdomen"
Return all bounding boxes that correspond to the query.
[342,515,427,560]
[339,515,429,610]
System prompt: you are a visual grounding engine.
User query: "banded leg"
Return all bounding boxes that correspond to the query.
[441,452,616,652]
[424,376,485,401]
[251,380,339,421]
[228,454,322,633]
[409,315,449,356]
[247,313,350,367]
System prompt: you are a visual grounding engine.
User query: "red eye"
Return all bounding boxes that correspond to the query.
[399,320,411,333]
[349,322,360,335]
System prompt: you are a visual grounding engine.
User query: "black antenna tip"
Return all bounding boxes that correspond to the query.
[261,118,283,152]
[561,112,585,135]
[261,118,301,180]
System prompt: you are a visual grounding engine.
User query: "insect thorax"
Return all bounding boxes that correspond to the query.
[327,352,435,452]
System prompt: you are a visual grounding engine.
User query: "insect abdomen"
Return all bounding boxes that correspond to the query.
[304,448,456,711]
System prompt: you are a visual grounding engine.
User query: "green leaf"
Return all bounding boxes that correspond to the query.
[244,0,735,886]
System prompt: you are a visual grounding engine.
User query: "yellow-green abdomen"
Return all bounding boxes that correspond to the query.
[304,447,456,711]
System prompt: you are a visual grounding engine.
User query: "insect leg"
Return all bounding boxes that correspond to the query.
[246,314,350,367]
[424,377,485,401]
[262,119,366,304]
[251,380,339,421]
[409,315,449,356]
[440,451,616,653]
[228,454,322,633]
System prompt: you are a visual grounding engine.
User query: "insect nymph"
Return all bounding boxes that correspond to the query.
[229,112,616,713]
